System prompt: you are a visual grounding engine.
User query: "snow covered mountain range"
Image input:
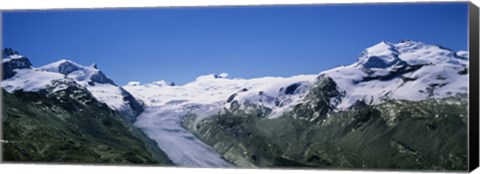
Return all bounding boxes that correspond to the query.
[124,40,469,118]
[1,40,470,167]
[2,40,469,120]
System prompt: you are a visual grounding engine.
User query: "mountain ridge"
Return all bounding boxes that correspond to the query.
[2,50,143,122]
[3,40,468,119]
[124,40,468,116]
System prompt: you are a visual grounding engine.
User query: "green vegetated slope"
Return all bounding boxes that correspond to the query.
[183,76,467,171]
[2,79,173,165]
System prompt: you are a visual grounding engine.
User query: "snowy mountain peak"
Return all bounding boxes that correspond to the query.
[322,40,468,109]
[90,63,98,69]
[2,49,33,79]
[37,59,116,85]
[355,40,467,69]
[152,80,168,86]
[39,59,85,75]
[356,41,402,69]
[195,73,229,81]
[2,50,143,121]
[455,50,469,60]
[398,39,424,45]
[2,48,29,64]
[365,41,396,54]
[2,48,20,58]
[126,81,141,87]
[214,73,229,79]
[393,40,466,66]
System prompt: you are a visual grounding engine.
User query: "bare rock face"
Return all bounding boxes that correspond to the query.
[2,48,32,79]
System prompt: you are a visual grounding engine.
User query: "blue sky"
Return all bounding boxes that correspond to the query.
[2,2,468,85]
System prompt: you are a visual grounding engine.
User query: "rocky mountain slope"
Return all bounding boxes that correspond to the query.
[183,76,467,170]
[2,49,172,165]
[2,79,172,164]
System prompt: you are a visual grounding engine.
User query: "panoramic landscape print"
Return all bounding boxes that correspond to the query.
[1,2,470,171]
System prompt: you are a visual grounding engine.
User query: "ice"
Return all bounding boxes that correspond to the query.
[135,107,233,167]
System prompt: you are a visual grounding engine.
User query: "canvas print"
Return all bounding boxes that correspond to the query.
[1,2,475,172]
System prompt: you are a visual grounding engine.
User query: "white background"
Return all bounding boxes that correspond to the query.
[0,0,478,174]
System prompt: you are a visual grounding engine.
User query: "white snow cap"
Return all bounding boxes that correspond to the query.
[356,41,402,69]
[323,40,469,109]
[216,72,229,78]
[126,81,141,86]
[2,54,26,63]
[39,59,85,73]
[124,72,318,118]
[456,50,469,59]
[152,80,168,86]
[195,72,230,81]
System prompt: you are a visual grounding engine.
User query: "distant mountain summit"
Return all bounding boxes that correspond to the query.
[3,48,20,58]
[355,41,405,69]
[322,40,468,109]
[2,48,33,79]
[1,50,143,122]
[38,59,116,85]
